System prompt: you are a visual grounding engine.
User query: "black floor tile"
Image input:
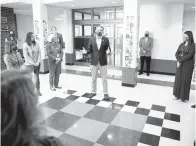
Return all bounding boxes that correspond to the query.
[86,99,100,105]
[164,113,180,122]
[125,100,140,107]
[66,95,79,101]
[139,132,160,146]
[102,97,116,102]
[146,116,163,127]
[82,93,92,98]
[135,107,150,116]
[161,127,180,141]
[151,104,166,112]
[39,97,72,110]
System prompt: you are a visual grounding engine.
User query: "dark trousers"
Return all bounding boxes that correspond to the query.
[49,61,61,88]
[25,64,40,91]
[140,56,151,74]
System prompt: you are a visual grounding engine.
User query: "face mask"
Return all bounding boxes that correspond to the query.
[97,32,102,37]
[145,34,149,37]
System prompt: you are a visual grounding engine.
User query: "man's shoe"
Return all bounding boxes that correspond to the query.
[50,87,56,91]
[88,93,96,98]
[104,94,110,100]
[147,73,150,76]
[191,105,196,108]
[55,86,62,89]
[138,72,143,75]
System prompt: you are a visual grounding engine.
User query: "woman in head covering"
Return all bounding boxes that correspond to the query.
[1,69,63,146]
[23,32,42,96]
[173,31,195,102]
[4,40,24,69]
[46,34,63,91]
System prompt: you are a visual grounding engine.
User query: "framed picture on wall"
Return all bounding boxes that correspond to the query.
[1,17,7,23]
[1,24,8,31]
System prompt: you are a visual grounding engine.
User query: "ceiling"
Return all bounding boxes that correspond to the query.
[1,0,195,15]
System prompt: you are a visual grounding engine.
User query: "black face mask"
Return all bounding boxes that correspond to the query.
[97,32,102,37]
[145,34,149,37]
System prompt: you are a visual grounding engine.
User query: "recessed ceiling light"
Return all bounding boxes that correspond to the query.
[112,2,116,3]
[71,5,75,7]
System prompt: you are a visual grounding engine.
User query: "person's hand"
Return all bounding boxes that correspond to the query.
[143,50,146,54]
[56,58,61,62]
[82,47,87,54]
[106,49,111,55]
[35,62,39,66]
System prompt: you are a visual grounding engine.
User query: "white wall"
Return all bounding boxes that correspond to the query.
[16,14,33,49]
[183,11,195,39]
[139,3,184,60]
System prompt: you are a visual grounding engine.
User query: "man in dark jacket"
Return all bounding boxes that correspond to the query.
[51,26,64,49]
[82,26,111,100]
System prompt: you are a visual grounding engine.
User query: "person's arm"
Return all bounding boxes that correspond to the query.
[23,43,35,65]
[37,44,41,64]
[60,45,64,61]
[106,38,111,55]
[178,44,195,63]
[146,38,153,52]
[16,52,24,66]
[60,34,64,49]
[175,43,183,61]
[46,43,57,61]
[86,38,93,54]
[139,38,144,51]
[4,54,13,69]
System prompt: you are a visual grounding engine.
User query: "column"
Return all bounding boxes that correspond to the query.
[32,0,49,73]
[63,9,74,65]
[122,0,140,87]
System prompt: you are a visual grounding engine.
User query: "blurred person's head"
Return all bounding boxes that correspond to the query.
[4,41,17,54]
[183,31,194,45]
[51,26,57,35]
[95,26,104,37]
[26,32,36,46]
[48,34,57,43]
[144,31,149,37]
[1,69,38,146]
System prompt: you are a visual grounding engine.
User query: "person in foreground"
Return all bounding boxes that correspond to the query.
[4,38,24,69]
[46,34,63,91]
[173,31,195,102]
[82,26,111,100]
[1,69,63,146]
[23,32,42,96]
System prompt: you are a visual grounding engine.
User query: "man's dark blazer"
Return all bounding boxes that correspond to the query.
[87,36,111,66]
[57,33,64,49]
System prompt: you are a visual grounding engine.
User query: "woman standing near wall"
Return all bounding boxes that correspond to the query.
[4,40,24,69]
[173,31,195,102]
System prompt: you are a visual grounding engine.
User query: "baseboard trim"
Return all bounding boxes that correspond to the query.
[122,83,136,87]
[66,63,74,65]
[40,71,49,74]
[139,70,175,76]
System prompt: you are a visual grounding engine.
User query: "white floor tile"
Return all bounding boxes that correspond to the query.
[121,105,137,113]
[162,120,181,131]
[97,101,112,108]
[137,143,151,146]
[142,124,162,136]
[149,110,165,119]
[75,97,89,103]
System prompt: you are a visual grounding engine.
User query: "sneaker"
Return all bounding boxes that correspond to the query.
[104,94,110,100]
[50,87,56,91]
[55,86,62,89]
[88,93,96,98]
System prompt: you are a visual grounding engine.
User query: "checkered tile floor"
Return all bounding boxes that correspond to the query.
[37,89,181,146]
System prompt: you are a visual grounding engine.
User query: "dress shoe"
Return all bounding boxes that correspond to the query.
[50,87,56,91]
[147,73,150,76]
[191,105,196,108]
[55,86,62,89]
[104,94,110,100]
[138,72,143,75]
[88,93,96,98]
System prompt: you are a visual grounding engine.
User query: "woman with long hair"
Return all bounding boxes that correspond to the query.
[4,40,24,69]
[23,32,42,96]
[46,34,63,91]
[1,69,63,146]
[173,31,195,102]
